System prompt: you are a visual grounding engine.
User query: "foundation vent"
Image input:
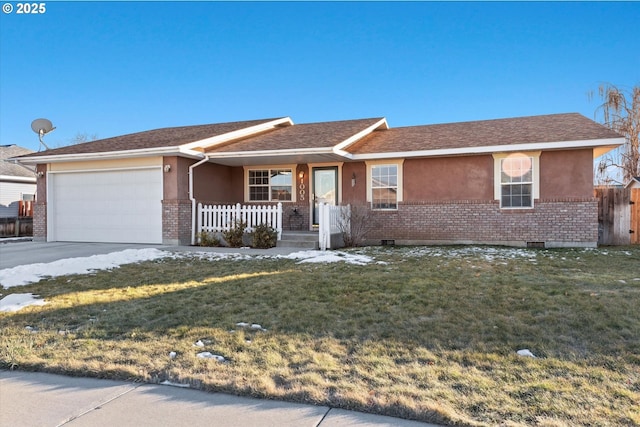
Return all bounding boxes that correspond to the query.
[526,241,546,249]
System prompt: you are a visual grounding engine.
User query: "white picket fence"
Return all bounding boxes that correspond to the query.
[197,202,283,240]
[318,203,350,251]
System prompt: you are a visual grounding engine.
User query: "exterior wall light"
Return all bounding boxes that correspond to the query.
[164,164,171,173]
[37,171,45,178]
[351,172,356,187]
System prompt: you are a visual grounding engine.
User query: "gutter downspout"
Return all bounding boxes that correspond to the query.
[189,155,210,245]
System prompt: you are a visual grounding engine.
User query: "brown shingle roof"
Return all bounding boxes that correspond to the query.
[347,113,622,155]
[208,118,384,153]
[19,118,284,158]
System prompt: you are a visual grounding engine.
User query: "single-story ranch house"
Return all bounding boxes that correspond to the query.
[15,113,623,248]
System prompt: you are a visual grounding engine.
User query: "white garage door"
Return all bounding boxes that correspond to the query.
[49,168,163,244]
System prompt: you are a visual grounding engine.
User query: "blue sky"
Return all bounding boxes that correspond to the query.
[1,1,639,152]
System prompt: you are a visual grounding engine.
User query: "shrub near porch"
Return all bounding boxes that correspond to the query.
[1,246,639,426]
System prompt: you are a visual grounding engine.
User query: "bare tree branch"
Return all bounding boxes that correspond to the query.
[592,83,640,185]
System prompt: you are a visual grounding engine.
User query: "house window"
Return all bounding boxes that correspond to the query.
[493,152,540,208]
[248,169,292,201]
[500,156,533,207]
[368,163,402,210]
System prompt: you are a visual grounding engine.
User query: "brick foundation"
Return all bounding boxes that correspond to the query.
[366,198,598,247]
[162,199,192,245]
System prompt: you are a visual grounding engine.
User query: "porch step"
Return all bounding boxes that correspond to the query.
[277,232,319,250]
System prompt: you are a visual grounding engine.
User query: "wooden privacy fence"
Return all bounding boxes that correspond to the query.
[0,217,33,237]
[595,187,639,245]
[0,201,34,238]
[197,203,283,240]
[632,188,640,245]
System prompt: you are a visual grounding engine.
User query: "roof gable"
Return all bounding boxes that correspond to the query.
[208,118,385,153]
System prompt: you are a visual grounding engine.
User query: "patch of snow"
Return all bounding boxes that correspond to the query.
[283,250,373,265]
[236,322,249,327]
[193,340,205,347]
[169,351,177,359]
[0,293,46,312]
[517,349,536,358]
[196,352,225,362]
[0,248,170,289]
[386,246,542,262]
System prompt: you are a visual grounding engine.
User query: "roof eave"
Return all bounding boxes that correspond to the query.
[351,137,626,160]
[208,147,335,160]
[15,147,205,165]
[0,174,36,183]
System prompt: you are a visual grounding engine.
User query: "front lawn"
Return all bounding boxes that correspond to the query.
[1,246,639,426]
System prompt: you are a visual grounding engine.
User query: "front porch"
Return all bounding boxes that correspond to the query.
[195,202,350,250]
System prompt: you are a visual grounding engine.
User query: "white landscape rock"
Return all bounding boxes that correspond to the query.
[0,293,46,312]
[196,352,225,362]
[517,349,537,358]
[169,351,177,359]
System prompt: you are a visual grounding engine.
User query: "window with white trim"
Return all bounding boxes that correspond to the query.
[500,156,533,207]
[493,152,540,208]
[371,164,398,209]
[248,169,292,201]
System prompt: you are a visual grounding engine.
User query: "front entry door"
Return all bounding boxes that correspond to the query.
[312,167,338,226]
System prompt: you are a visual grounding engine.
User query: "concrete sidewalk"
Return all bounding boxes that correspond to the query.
[0,370,440,427]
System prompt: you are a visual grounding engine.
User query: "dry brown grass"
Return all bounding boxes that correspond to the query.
[1,246,639,426]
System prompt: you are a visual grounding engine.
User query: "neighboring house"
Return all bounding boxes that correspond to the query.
[1,145,36,218]
[626,177,640,189]
[15,113,623,248]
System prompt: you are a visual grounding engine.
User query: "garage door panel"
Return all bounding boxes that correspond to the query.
[50,169,163,244]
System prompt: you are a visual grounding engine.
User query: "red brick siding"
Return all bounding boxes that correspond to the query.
[33,202,47,241]
[366,198,597,246]
[162,199,192,245]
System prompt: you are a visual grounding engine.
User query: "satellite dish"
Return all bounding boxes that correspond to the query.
[31,118,55,151]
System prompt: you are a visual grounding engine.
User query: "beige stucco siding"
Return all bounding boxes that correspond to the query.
[192,162,244,204]
[403,156,494,201]
[539,149,594,199]
[49,157,163,172]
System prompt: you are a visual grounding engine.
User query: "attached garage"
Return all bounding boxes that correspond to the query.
[47,167,163,244]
